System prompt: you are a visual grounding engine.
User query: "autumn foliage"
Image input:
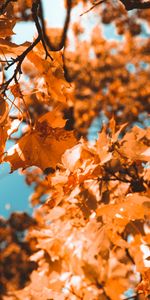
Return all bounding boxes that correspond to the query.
[0,0,150,299]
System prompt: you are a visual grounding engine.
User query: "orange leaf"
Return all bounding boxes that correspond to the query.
[5,116,76,171]
[0,99,10,161]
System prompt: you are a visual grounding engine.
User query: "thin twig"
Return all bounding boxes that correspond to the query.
[123,291,143,300]
[0,36,40,93]
[98,175,130,183]
[0,59,13,63]
[66,286,83,299]
[80,0,105,16]
[123,295,137,300]
[6,95,23,115]
[103,166,132,183]
[16,84,32,125]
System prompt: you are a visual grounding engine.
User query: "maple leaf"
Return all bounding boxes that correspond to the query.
[5,113,76,172]
[96,125,112,164]
[105,278,128,300]
[38,108,66,129]
[61,142,88,172]
[0,16,16,38]
[97,194,150,232]
[0,39,31,56]
[120,126,150,162]
[27,45,72,103]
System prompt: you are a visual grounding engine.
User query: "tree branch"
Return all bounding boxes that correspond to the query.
[38,0,72,51]
[0,0,17,15]
[123,292,144,299]
[119,0,150,10]
[80,0,105,16]
[0,36,40,93]
[31,1,53,60]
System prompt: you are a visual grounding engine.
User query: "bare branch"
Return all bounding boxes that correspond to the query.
[119,0,150,10]
[0,36,40,93]
[80,0,105,16]
[31,1,53,60]
[38,0,72,51]
[80,0,150,15]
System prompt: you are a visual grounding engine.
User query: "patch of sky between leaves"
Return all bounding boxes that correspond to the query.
[13,0,66,44]
[139,21,150,38]
[13,22,36,44]
[87,111,108,141]
[0,161,33,218]
[102,23,123,41]
[0,120,35,218]
[126,63,136,73]
[88,110,150,142]
[123,288,137,300]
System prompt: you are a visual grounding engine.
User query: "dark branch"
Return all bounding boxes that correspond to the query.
[80,0,105,16]
[38,0,72,51]
[31,1,53,60]
[119,0,150,10]
[103,166,132,183]
[0,0,17,15]
[0,36,40,93]
[95,281,111,300]
[123,292,144,300]
[98,175,131,183]
[123,294,137,299]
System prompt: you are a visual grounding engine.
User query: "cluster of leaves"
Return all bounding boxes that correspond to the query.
[0,212,37,299]
[66,4,150,136]
[5,120,148,300]
[0,0,150,299]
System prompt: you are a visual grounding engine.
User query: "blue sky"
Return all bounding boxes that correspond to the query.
[0,163,33,218]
